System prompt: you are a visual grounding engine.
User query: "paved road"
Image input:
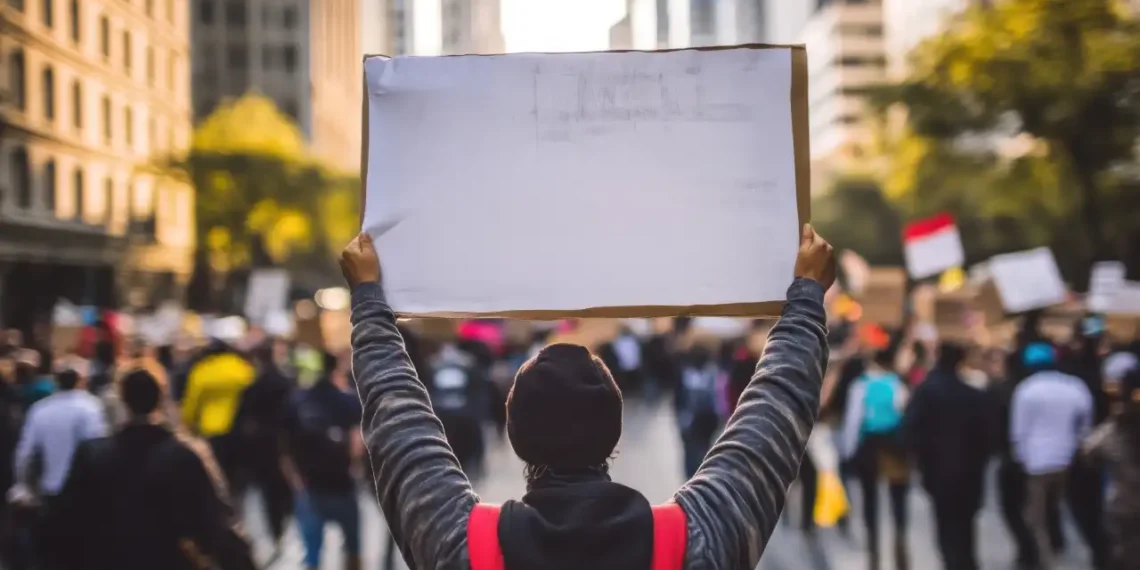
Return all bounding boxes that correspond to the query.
[245,398,1094,570]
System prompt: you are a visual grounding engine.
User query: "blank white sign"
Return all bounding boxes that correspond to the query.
[989,247,1067,313]
[363,47,805,317]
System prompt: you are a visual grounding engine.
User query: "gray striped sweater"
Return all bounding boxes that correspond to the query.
[350,278,828,570]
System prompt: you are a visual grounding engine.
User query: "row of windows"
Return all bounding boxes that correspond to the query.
[7,52,177,152]
[9,0,182,92]
[6,147,142,225]
[7,0,175,25]
[199,0,299,30]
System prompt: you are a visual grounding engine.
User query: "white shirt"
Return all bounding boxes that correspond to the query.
[1010,371,1093,476]
[15,390,109,495]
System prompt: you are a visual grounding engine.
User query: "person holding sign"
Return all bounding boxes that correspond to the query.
[340,225,834,570]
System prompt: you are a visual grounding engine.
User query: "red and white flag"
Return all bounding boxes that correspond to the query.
[903,213,965,280]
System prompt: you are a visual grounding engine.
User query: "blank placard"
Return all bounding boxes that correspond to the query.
[989,247,1067,314]
[361,46,809,318]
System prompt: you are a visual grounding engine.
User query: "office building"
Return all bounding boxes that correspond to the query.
[800,0,886,166]
[0,0,195,330]
[628,0,766,49]
[372,0,504,56]
[190,0,361,172]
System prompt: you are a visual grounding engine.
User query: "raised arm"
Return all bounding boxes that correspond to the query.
[674,225,833,570]
[340,233,476,570]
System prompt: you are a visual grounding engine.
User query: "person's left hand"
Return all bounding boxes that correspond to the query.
[339,233,382,288]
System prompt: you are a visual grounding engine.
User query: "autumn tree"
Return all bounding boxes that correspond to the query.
[881,0,1140,272]
[167,94,359,310]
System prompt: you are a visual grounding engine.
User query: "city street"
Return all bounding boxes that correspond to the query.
[243,397,1093,570]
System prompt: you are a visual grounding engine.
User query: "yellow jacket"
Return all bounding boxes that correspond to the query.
[181,351,255,437]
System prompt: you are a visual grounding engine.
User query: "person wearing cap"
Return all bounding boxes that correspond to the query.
[338,224,835,570]
[1010,341,1095,570]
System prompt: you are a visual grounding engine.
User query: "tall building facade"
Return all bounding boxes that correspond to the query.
[371,0,504,56]
[800,0,886,166]
[0,0,195,330]
[190,0,361,172]
[628,0,766,49]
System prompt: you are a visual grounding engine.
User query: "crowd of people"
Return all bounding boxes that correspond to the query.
[0,230,1136,570]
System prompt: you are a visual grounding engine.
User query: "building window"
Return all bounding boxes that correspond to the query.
[42,66,55,120]
[147,46,155,85]
[69,0,79,42]
[100,15,110,59]
[166,0,174,23]
[41,0,52,27]
[837,55,886,68]
[103,177,113,224]
[168,53,178,91]
[227,44,247,68]
[8,0,23,13]
[146,0,154,17]
[148,116,156,151]
[9,51,25,111]
[125,107,133,147]
[44,159,56,213]
[123,31,132,73]
[73,167,84,220]
[226,0,245,28]
[261,5,273,26]
[102,95,112,142]
[199,0,213,24]
[11,148,30,209]
[283,5,296,29]
[283,45,297,72]
[71,80,82,128]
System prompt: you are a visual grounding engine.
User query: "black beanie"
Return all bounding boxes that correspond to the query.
[506,343,623,469]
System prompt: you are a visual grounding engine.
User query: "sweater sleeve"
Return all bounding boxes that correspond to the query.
[349,283,476,570]
[674,278,828,570]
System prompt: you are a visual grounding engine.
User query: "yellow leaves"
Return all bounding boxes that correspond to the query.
[245,199,313,262]
[192,93,307,159]
[206,226,231,252]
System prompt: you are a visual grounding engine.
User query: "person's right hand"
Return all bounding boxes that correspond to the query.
[794,224,836,290]
[340,233,382,288]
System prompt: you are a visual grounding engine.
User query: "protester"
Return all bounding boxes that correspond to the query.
[904,342,991,570]
[232,341,296,547]
[338,225,834,570]
[1011,342,1095,570]
[282,351,363,570]
[1082,367,1140,570]
[988,348,1040,568]
[673,344,724,478]
[181,336,256,491]
[46,362,256,570]
[12,360,107,503]
[428,341,489,478]
[840,346,910,570]
[1062,322,1110,570]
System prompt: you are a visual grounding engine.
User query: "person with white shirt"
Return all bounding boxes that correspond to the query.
[1010,342,1094,570]
[13,360,108,501]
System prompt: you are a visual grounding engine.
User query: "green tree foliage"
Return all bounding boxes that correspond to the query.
[166,94,359,303]
[873,0,1140,282]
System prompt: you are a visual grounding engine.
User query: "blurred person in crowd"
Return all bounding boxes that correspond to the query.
[601,325,644,395]
[904,342,991,570]
[338,226,834,570]
[167,336,199,401]
[1060,317,1110,570]
[12,351,54,411]
[819,328,865,536]
[428,341,490,479]
[46,362,256,570]
[1011,342,1094,570]
[282,351,363,570]
[1082,367,1140,570]
[12,360,107,502]
[85,319,119,393]
[986,344,1042,568]
[181,334,256,491]
[674,344,724,479]
[232,341,296,548]
[0,329,22,356]
[0,355,21,567]
[840,346,910,570]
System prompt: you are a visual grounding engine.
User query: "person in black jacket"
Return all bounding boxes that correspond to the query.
[45,363,255,570]
[233,340,296,548]
[903,342,991,570]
